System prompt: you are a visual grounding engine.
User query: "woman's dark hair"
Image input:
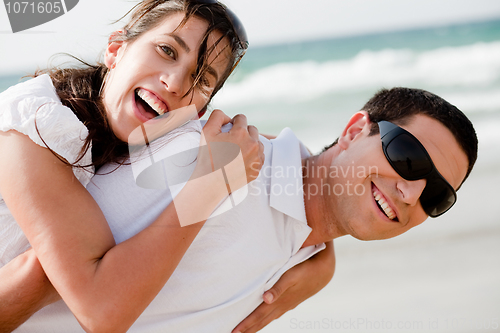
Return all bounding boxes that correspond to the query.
[35,0,247,170]
[34,62,127,170]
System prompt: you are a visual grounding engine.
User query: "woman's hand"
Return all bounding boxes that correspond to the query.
[232,241,335,333]
[177,110,264,227]
[197,109,264,189]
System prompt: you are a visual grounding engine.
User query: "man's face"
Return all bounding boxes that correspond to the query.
[328,113,468,240]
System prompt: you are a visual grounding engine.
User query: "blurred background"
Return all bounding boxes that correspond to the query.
[1,1,500,332]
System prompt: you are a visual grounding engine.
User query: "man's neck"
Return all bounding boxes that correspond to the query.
[300,147,346,247]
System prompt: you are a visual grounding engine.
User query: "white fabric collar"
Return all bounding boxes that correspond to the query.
[269,128,308,224]
[132,121,309,225]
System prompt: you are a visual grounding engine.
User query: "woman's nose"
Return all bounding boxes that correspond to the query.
[160,68,189,96]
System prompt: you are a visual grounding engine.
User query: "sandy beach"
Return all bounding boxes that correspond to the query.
[261,138,500,332]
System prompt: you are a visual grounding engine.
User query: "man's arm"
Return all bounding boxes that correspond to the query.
[0,249,59,333]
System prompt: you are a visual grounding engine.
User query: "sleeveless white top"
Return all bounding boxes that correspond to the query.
[0,74,93,267]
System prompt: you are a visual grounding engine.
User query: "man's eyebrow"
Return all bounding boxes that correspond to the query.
[164,33,190,53]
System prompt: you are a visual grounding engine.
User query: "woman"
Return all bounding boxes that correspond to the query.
[0,1,335,332]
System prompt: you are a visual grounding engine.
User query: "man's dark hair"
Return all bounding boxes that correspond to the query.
[324,87,478,186]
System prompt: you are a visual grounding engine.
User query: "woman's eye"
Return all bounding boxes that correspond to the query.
[192,73,210,88]
[199,76,211,87]
[159,45,175,58]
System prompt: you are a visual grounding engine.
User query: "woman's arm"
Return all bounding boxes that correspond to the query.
[0,111,263,332]
[232,241,335,333]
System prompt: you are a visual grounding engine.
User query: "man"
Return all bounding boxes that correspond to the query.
[2,87,477,332]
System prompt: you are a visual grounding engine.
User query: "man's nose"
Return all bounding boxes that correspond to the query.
[396,178,427,207]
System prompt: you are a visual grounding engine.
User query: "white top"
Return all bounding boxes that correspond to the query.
[0,74,92,267]
[16,121,325,333]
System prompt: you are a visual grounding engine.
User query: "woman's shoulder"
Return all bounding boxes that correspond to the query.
[0,74,67,122]
[0,74,93,186]
[0,74,58,102]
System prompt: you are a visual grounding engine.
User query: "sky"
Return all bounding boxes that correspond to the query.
[1,0,500,74]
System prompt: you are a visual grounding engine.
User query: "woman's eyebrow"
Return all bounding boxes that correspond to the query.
[163,33,191,53]
[206,66,218,83]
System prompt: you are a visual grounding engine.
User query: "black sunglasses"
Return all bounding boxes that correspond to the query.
[378,121,457,217]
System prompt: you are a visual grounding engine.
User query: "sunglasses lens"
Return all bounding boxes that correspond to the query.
[225,8,248,49]
[379,121,458,218]
[385,133,433,180]
[420,178,457,217]
[192,0,248,49]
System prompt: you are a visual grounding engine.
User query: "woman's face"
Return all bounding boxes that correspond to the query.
[103,12,231,142]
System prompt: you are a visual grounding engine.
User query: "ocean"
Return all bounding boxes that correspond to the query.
[1,18,500,158]
[210,18,500,161]
[1,18,499,333]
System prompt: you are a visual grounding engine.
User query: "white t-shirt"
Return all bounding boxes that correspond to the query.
[0,74,92,267]
[16,121,325,333]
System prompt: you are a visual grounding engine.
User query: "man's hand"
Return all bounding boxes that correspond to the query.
[0,249,60,332]
[232,241,335,333]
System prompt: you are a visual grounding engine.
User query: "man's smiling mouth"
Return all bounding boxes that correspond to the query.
[372,184,398,221]
[135,88,168,117]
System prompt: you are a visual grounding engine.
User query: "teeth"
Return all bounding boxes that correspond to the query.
[136,89,166,115]
[373,188,397,220]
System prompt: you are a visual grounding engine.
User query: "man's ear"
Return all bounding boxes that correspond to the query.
[104,30,126,70]
[337,111,371,149]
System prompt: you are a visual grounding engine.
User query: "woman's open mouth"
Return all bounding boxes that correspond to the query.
[134,88,168,118]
